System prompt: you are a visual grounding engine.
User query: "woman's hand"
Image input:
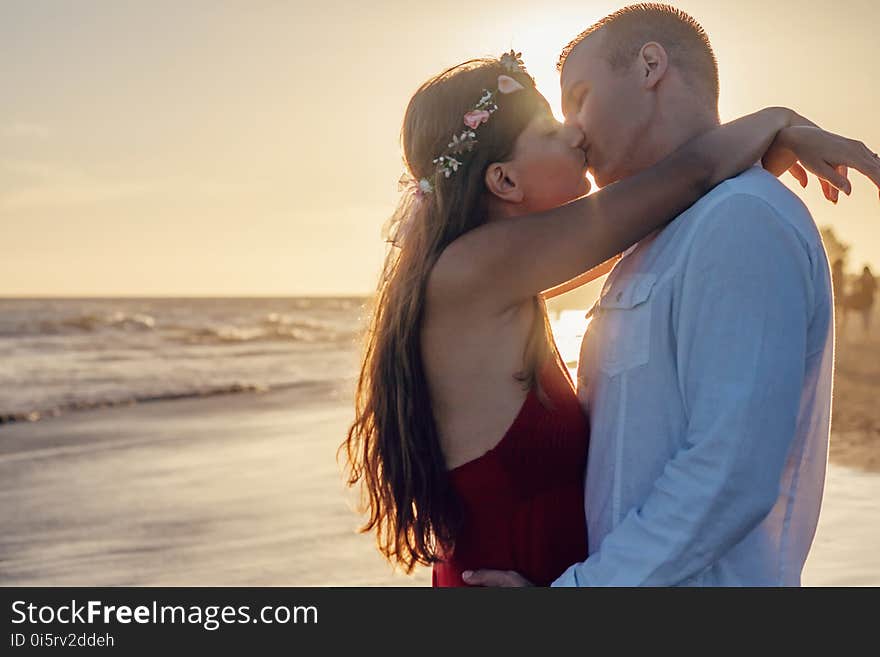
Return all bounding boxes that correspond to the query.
[761,112,817,193]
[774,125,880,203]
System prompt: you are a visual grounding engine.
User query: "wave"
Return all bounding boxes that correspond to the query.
[0,311,157,337]
[170,313,360,346]
[0,379,340,426]
[1,310,361,345]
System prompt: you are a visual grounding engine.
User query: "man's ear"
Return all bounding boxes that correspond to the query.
[484,162,524,203]
[639,42,668,90]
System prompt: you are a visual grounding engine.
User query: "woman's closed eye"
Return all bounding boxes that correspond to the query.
[542,117,564,137]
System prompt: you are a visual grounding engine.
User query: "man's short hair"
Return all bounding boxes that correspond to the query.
[558,3,719,106]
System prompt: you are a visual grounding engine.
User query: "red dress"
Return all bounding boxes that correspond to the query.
[432,354,589,587]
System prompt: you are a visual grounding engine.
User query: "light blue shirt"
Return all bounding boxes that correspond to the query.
[553,167,834,587]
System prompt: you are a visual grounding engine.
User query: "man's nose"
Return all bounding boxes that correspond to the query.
[563,123,585,149]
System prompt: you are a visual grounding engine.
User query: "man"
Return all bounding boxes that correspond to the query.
[464,3,835,586]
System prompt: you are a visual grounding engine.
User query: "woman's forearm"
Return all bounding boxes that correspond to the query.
[578,108,794,264]
[686,107,794,187]
[440,108,798,310]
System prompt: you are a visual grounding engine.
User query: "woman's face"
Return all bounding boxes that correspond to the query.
[506,111,591,212]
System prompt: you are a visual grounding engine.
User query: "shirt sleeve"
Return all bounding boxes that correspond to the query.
[552,193,814,587]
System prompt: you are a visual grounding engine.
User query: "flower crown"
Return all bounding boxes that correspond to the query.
[403,51,530,198]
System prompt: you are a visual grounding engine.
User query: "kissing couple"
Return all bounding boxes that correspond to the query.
[343,3,880,586]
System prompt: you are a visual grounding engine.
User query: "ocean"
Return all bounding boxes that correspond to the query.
[0,297,590,425]
[0,297,369,424]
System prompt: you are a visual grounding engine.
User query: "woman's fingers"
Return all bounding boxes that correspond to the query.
[792,130,880,202]
[856,139,879,163]
[855,145,880,198]
[837,142,880,201]
[836,165,850,195]
[848,139,880,187]
[788,162,808,188]
[822,165,850,202]
[818,177,838,203]
[811,159,851,200]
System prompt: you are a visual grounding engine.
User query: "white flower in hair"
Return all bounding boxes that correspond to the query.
[448,131,477,153]
[402,49,533,203]
[475,90,494,109]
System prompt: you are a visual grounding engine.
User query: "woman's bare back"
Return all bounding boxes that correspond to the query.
[421,295,540,470]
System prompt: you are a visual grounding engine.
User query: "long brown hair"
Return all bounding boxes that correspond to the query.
[341,58,555,573]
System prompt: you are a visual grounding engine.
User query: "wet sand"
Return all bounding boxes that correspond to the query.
[802,463,880,586]
[0,386,427,586]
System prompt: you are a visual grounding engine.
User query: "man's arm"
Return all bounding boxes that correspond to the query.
[541,255,621,300]
[552,193,814,587]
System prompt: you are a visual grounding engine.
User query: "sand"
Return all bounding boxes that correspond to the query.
[1,321,878,587]
[827,320,880,472]
[803,463,880,586]
[0,385,427,586]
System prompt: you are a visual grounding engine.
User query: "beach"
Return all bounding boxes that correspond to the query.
[0,381,428,586]
[1,299,878,586]
[825,320,880,472]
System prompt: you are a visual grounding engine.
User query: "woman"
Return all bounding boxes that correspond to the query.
[342,53,878,586]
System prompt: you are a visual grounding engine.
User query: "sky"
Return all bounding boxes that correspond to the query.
[1,0,878,297]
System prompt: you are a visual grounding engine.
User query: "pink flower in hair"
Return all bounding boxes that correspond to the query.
[497,75,525,94]
[463,110,491,129]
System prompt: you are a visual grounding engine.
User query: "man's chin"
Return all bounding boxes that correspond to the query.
[592,168,622,189]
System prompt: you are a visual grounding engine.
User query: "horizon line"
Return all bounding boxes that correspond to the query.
[0,293,374,299]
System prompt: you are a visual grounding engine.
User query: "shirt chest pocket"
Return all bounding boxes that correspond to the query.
[595,273,658,377]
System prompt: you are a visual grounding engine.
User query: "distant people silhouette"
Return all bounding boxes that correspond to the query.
[852,265,877,337]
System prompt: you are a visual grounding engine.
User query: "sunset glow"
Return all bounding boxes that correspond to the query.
[2,0,877,297]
